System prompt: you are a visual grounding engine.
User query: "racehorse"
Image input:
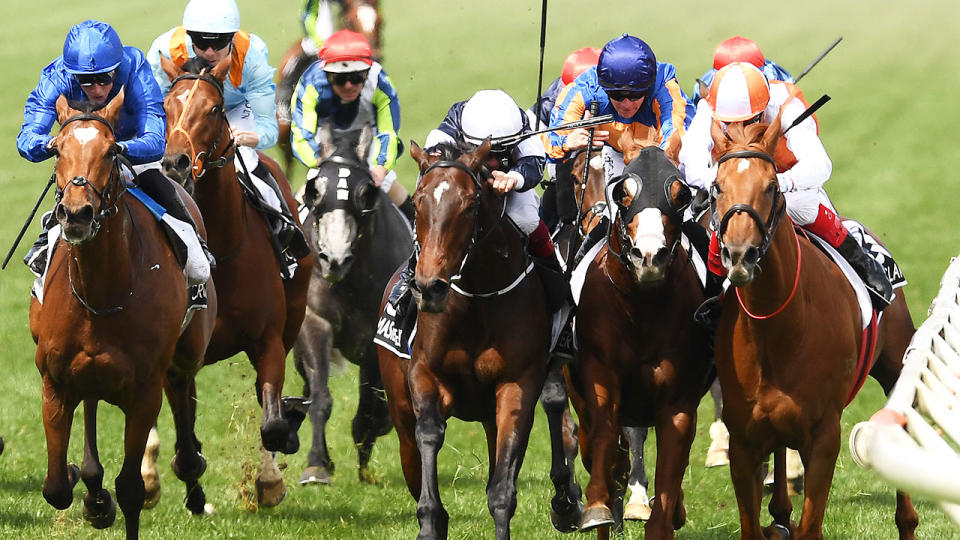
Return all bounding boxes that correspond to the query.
[377,140,550,539]
[293,124,413,485]
[155,54,313,507]
[709,118,919,538]
[562,146,712,539]
[276,0,383,176]
[31,93,216,538]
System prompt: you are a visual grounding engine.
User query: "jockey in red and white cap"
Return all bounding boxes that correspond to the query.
[679,62,893,308]
[691,36,794,104]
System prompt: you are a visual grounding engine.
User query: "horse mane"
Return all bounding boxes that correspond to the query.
[431,142,465,161]
[65,99,104,115]
[723,121,769,148]
[181,56,212,75]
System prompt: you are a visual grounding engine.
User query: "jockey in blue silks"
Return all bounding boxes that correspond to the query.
[17,19,211,287]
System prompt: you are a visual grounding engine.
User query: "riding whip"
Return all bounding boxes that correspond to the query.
[533,0,548,131]
[3,174,55,270]
[576,101,601,240]
[783,94,831,135]
[794,36,842,83]
[490,114,613,150]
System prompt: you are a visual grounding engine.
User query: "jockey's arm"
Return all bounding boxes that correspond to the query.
[677,100,718,190]
[17,66,64,163]
[510,136,546,192]
[776,97,832,193]
[241,36,279,150]
[117,50,167,164]
[369,69,401,171]
[651,64,695,152]
[145,29,176,95]
[546,82,588,162]
[290,72,324,169]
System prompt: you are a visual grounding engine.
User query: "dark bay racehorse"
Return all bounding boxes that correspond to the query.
[31,93,217,539]
[710,119,918,539]
[377,141,550,539]
[155,54,312,507]
[563,147,712,539]
[276,0,383,176]
[294,125,413,485]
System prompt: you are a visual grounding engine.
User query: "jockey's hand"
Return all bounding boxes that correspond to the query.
[231,129,259,147]
[370,165,388,187]
[563,127,609,151]
[488,170,519,195]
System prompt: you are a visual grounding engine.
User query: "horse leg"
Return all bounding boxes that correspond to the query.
[164,372,210,515]
[140,425,161,509]
[644,408,695,539]
[256,443,287,507]
[79,400,117,529]
[706,378,730,468]
[609,433,630,534]
[623,426,652,521]
[115,388,163,540]
[409,365,448,540]
[40,379,79,510]
[766,447,795,538]
[727,434,767,540]
[795,416,841,540]
[293,312,335,484]
[252,335,292,453]
[487,378,542,540]
[539,365,583,531]
[579,363,619,532]
[353,344,391,484]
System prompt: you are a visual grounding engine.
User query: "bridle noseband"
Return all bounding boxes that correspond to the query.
[710,150,786,259]
[169,71,236,179]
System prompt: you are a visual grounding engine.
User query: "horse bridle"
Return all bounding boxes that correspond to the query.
[607,172,689,270]
[710,150,786,260]
[169,71,236,179]
[54,113,129,238]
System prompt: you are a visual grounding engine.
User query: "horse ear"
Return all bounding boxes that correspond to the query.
[409,140,434,171]
[159,54,184,82]
[210,54,232,83]
[461,138,491,170]
[356,124,374,162]
[669,177,692,210]
[55,95,79,125]
[317,123,335,162]
[99,89,125,126]
[760,109,785,156]
[710,118,730,157]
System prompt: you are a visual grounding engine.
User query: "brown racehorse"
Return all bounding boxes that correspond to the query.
[155,54,312,506]
[276,0,383,176]
[710,119,919,539]
[377,141,550,539]
[31,92,217,539]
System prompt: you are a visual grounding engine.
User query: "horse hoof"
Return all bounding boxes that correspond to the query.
[624,500,652,521]
[142,481,161,510]
[579,504,614,531]
[82,490,117,529]
[705,448,729,468]
[261,419,290,453]
[550,499,583,532]
[185,485,207,515]
[257,476,287,507]
[299,466,331,486]
[171,452,207,482]
[764,523,792,540]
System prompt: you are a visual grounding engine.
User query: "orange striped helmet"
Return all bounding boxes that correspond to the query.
[708,62,770,122]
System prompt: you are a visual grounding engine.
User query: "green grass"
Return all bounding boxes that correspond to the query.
[1,0,959,538]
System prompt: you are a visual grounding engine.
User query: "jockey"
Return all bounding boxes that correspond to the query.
[679,62,894,309]
[547,34,695,182]
[290,29,413,222]
[691,35,794,104]
[147,0,308,259]
[17,20,211,287]
[387,89,567,312]
[300,0,336,57]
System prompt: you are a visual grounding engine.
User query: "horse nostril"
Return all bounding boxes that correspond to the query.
[652,247,670,267]
[744,246,760,266]
[176,154,191,171]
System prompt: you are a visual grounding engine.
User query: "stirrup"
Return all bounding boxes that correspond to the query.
[694,295,724,330]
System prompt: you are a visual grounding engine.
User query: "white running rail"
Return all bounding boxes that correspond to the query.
[849,255,960,526]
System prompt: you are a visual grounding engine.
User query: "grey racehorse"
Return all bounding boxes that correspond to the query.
[294,125,414,484]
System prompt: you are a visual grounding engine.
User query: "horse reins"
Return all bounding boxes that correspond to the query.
[712,149,801,319]
[169,71,236,179]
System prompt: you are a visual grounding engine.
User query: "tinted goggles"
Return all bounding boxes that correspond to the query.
[326,71,368,86]
[605,90,646,102]
[75,69,117,87]
[188,31,234,51]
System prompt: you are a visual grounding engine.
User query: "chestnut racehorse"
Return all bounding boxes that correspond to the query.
[710,119,918,539]
[377,141,550,539]
[31,93,217,539]
[276,0,383,176]
[155,54,312,507]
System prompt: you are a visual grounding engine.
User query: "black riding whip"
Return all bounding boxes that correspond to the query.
[533,0,548,131]
[3,174,55,270]
[575,101,601,241]
[794,36,842,84]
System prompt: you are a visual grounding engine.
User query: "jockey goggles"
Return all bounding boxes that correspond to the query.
[188,31,234,51]
[327,70,368,86]
[75,69,117,87]
[605,89,646,102]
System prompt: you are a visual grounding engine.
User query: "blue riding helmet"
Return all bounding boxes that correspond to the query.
[597,34,657,92]
[62,20,124,74]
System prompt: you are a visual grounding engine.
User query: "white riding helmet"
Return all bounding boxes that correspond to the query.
[183,0,241,34]
[461,90,524,146]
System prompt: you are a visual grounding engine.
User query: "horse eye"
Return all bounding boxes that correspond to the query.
[210,105,220,115]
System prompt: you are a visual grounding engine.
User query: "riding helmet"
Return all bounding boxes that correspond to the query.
[320,30,373,72]
[597,34,657,92]
[708,62,770,122]
[460,90,524,147]
[62,20,124,74]
[182,0,241,34]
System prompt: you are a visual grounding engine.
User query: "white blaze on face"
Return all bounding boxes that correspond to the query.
[737,159,751,173]
[355,4,378,34]
[72,127,99,146]
[633,208,666,258]
[316,209,357,262]
[175,88,191,106]
[432,181,450,205]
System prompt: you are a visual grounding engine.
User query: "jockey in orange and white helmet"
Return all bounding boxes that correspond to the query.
[679,62,893,308]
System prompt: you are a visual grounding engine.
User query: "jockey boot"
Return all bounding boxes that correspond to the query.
[528,220,571,312]
[835,233,894,310]
[694,231,728,331]
[571,217,609,269]
[137,169,213,287]
[24,210,57,278]
[398,195,415,226]
[253,164,311,261]
[387,255,416,318]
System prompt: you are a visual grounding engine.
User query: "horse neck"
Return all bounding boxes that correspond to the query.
[735,219,804,323]
[455,197,527,291]
[192,160,246,253]
[66,203,137,308]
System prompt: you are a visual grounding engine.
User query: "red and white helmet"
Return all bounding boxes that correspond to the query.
[708,62,770,122]
[320,30,373,73]
[561,46,601,85]
[713,36,765,70]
